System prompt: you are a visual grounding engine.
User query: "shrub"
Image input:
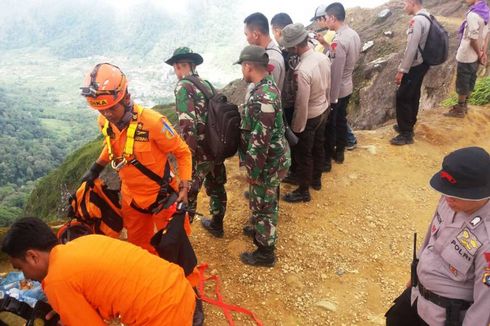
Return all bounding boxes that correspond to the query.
[441,76,490,107]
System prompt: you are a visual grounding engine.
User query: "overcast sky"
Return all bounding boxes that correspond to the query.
[239,0,389,24]
[103,0,389,25]
[0,0,390,26]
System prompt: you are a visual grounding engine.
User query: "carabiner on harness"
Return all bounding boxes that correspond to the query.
[111,157,128,171]
[102,105,143,172]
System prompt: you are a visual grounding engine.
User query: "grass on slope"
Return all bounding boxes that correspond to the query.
[442,76,490,107]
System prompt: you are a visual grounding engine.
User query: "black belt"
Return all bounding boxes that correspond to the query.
[418,282,472,310]
[418,282,473,326]
[130,190,178,215]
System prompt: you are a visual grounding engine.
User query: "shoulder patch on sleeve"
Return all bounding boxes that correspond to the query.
[330,42,337,58]
[482,269,490,287]
[161,118,176,139]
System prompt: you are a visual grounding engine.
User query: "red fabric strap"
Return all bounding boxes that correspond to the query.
[197,263,264,326]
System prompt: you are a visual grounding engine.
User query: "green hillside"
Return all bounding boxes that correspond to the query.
[24,104,176,220]
[0,86,98,224]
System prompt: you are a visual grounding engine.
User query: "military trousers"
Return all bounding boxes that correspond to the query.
[249,181,279,247]
[294,111,327,187]
[396,63,429,133]
[325,95,351,157]
[188,161,227,220]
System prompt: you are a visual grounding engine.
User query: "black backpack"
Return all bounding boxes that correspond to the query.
[417,13,449,66]
[183,75,241,163]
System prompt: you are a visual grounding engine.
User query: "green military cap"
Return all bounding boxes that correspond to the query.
[281,23,308,48]
[165,47,204,66]
[234,45,269,65]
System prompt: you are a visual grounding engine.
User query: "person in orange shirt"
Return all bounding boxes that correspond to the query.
[79,63,192,254]
[1,217,196,326]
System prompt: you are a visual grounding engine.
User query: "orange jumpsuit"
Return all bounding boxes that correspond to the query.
[42,235,195,326]
[97,104,192,253]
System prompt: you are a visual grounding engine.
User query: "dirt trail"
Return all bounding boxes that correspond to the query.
[192,105,490,325]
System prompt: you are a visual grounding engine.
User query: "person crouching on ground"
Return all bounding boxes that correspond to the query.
[1,217,196,326]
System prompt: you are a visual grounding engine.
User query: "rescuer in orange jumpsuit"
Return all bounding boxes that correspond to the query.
[1,217,196,326]
[79,63,192,254]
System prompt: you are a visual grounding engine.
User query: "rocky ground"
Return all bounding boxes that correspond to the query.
[190,105,490,326]
[0,107,488,326]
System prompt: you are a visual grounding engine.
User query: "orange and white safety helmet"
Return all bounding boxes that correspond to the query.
[81,63,128,110]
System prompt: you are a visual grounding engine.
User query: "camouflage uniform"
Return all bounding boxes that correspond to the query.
[174,77,227,220]
[239,75,291,247]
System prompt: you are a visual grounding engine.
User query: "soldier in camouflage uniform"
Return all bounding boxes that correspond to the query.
[235,45,291,267]
[166,47,227,238]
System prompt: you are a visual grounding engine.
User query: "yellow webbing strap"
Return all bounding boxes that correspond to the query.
[101,105,144,162]
[101,119,113,161]
[124,105,143,158]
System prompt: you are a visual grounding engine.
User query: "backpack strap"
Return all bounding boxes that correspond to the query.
[265,47,283,56]
[415,13,432,56]
[183,75,215,100]
[416,13,432,24]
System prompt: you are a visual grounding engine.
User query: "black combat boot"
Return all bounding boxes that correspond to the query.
[200,215,224,238]
[311,179,322,191]
[334,149,345,164]
[393,125,415,137]
[323,158,332,172]
[282,186,311,203]
[240,244,276,267]
[390,132,414,146]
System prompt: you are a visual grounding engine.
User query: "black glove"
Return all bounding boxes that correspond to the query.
[81,162,105,186]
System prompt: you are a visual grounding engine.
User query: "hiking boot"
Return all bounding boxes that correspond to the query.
[282,187,311,203]
[311,179,322,191]
[393,125,415,137]
[334,150,345,164]
[240,245,276,267]
[243,225,255,238]
[200,217,224,238]
[282,173,299,185]
[390,133,414,146]
[444,104,466,118]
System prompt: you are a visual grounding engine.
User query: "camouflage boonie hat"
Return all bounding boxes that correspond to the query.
[165,47,204,66]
